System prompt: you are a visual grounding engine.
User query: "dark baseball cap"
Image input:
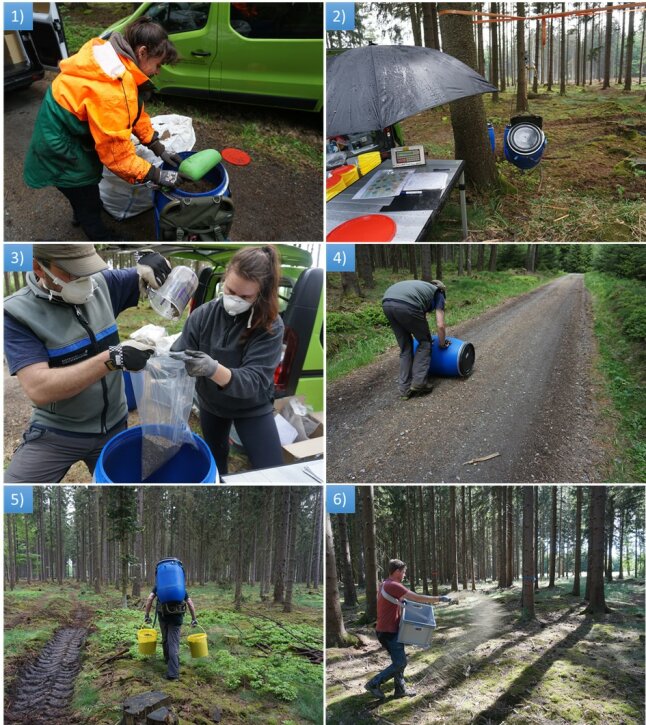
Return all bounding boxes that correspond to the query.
[33,244,108,277]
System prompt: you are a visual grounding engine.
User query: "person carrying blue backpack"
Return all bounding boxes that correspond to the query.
[144,558,197,680]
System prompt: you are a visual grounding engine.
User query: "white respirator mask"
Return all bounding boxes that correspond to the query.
[41,265,97,305]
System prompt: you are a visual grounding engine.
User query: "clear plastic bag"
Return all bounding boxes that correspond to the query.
[139,355,197,481]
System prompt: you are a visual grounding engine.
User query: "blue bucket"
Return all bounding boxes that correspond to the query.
[123,371,136,411]
[154,150,230,238]
[503,122,546,170]
[94,424,217,483]
[487,122,495,153]
[412,335,475,377]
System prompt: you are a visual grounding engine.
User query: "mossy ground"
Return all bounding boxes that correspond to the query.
[326,577,645,724]
[5,581,323,724]
[401,84,646,241]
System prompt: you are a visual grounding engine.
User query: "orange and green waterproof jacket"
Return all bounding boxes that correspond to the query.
[24,37,156,189]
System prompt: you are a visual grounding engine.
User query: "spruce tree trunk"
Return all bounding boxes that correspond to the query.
[326,516,350,646]
[572,487,583,596]
[520,486,535,619]
[438,3,499,189]
[624,6,635,90]
[584,487,611,614]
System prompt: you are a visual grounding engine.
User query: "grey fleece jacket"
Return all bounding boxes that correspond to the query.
[171,298,284,419]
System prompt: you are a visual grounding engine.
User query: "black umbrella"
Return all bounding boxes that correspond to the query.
[327,45,498,138]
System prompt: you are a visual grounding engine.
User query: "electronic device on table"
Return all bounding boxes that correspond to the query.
[390,145,426,168]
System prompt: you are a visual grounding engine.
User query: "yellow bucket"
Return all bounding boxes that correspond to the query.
[137,627,158,656]
[187,628,209,659]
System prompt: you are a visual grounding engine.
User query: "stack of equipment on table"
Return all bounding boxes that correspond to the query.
[273,396,324,463]
[100,115,196,220]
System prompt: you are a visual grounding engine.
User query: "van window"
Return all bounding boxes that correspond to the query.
[230,3,323,40]
[146,2,211,34]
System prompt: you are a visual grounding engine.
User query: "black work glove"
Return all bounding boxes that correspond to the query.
[147,136,183,168]
[441,340,451,349]
[136,249,172,290]
[145,165,184,189]
[191,619,198,628]
[108,340,155,372]
[144,615,152,624]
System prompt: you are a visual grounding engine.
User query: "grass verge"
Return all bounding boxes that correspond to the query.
[585,271,646,482]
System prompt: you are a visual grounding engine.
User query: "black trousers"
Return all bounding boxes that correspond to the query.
[199,408,283,476]
[382,300,432,395]
[57,184,117,241]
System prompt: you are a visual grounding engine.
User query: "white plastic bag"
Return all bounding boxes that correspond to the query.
[139,355,197,480]
[100,114,196,220]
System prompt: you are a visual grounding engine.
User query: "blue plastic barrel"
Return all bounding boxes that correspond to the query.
[503,122,546,170]
[154,150,230,238]
[123,371,137,411]
[487,122,495,153]
[94,425,217,483]
[156,558,186,603]
[412,335,475,377]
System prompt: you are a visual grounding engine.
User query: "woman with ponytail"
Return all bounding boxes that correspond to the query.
[171,246,284,475]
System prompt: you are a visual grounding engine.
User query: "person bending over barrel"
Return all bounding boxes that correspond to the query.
[24,17,183,241]
[382,279,449,400]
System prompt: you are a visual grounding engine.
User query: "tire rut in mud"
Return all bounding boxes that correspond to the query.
[6,624,88,723]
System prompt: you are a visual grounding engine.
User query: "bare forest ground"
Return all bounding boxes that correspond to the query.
[326,579,645,724]
[402,84,646,241]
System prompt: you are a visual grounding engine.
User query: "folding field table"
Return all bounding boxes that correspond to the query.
[326,158,468,242]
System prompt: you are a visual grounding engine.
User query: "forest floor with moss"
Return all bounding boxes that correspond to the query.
[4,581,323,724]
[400,83,646,241]
[326,577,645,724]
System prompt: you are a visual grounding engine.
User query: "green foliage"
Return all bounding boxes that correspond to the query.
[585,272,646,481]
[592,245,646,281]
[92,607,143,653]
[208,649,322,703]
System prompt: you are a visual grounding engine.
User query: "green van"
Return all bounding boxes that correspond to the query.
[101,2,323,111]
[151,244,324,411]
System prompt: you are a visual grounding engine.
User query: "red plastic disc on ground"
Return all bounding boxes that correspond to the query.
[326,215,397,242]
[221,148,251,166]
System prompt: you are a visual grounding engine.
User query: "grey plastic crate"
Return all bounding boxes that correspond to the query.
[397,602,436,646]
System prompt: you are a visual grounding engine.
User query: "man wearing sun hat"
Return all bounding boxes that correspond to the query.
[4,243,171,482]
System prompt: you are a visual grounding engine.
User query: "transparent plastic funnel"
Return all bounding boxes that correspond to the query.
[148,266,198,319]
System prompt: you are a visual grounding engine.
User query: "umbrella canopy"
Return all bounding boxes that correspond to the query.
[327,45,498,138]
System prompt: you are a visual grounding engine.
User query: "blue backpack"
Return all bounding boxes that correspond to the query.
[155,558,187,616]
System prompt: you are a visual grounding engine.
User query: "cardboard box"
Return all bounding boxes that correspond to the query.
[274,396,324,463]
[282,436,325,464]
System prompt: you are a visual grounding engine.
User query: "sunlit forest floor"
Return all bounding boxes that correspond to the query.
[4,581,323,724]
[326,577,645,724]
[401,83,646,241]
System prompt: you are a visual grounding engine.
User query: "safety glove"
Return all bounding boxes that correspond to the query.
[146,134,183,167]
[107,340,155,372]
[136,249,172,291]
[144,615,152,624]
[170,350,219,379]
[145,165,184,189]
[191,619,198,628]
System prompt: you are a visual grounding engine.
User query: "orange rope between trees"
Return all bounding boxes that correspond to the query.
[438,2,646,24]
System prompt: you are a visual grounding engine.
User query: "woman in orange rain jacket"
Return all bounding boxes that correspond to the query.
[24,17,183,241]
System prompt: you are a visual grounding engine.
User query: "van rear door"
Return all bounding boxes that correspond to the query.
[216,2,323,111]
[32,2,68,68]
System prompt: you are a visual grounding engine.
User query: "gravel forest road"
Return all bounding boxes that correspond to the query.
[327,274,610,484]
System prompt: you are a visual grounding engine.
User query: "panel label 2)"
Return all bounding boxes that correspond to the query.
[327,244,355,273]
[326,3,355,32]
[327,486,355,514]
